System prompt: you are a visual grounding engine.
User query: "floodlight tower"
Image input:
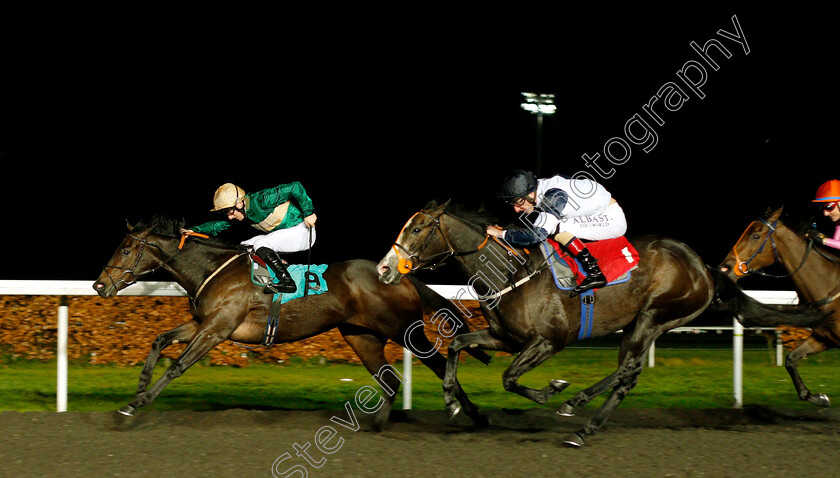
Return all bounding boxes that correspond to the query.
[520,92,556,176]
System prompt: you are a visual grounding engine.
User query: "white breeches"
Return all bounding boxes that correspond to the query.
[556,201,627,241]
[240,222,316,253]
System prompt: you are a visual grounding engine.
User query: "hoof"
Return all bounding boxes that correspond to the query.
[118,404,136,417]
[446,403,462,420]
[556,403,576,417]
[562,433,585,448]
[815,393,831,408]
[550,379,570,393]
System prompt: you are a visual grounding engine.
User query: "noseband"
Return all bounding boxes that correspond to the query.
[100,231,209,290]
[391,210,524,275]
[732,218,812,278]
[100,234,163,290]
[391,211,467,273]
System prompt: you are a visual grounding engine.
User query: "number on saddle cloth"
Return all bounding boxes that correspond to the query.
[248,254,329,304]
[250,254,330,347]
[540,237,640,341]
[541,237,640,291]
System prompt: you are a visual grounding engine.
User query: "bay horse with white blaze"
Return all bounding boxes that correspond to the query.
[377,201,828,446]
[719,206,839,407]
[93,216,488,429]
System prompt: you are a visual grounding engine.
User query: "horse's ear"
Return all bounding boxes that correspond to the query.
[763,205,784,219]
[423,199,451,210]
[126,219,134,232]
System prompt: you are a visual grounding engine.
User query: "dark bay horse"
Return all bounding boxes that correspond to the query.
[93,216,488,429]
[719,206,839,407]
[376,201,828,446]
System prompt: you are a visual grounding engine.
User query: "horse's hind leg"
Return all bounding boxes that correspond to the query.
[395,321,485,425]
[444,328,514,419]
[557,328,638,416]
[785,335,831,407]
[501,335,569,404]
[339,326,397,432]
[134,320,199,400]
[564,351,647,447]
[556,371,620,417]
[564,306,699,446]
[119,327,228,416]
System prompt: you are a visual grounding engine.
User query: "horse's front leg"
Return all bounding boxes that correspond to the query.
[338,327,395,432]
[501,334,569,404]
[134,320,199,400]
[120,324,228,416]
[785,335,831,407]
[443,328,512,419]
[557,327,634,417]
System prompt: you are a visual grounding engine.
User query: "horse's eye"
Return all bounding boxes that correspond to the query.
[412,228,422,234]
[752,234,760,240]
[122,249,131,256]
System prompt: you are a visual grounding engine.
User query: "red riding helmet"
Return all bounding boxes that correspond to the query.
[813,179,840,203]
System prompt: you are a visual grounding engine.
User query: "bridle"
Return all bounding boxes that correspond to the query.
[731,217,812,278]
[391,211,478,274]
[390,210,529,274]
[99,231,208,291]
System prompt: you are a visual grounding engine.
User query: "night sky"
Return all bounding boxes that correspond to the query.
[2,6,834,290]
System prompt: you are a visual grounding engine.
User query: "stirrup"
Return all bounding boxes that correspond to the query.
[573,275,606,295]
[264,280,296,294]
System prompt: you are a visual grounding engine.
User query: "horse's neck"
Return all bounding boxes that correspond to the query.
[162,241,243,297]
[777,223,840,302]
[445,215,533,296]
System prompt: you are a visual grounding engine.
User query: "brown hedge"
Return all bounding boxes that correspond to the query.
[1,295,810,367]
[0,295,489,367]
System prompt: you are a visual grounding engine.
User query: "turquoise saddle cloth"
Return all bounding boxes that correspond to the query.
[250,259,328,304]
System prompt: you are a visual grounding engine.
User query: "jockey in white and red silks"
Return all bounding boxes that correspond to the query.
[487,170,627,294]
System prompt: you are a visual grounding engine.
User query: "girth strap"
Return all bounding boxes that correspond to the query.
[195,253,246,299]
[578,290,596,340]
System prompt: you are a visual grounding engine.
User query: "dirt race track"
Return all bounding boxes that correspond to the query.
[2,407,840,477]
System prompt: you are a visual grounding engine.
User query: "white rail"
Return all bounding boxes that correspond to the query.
[0,280,800,411]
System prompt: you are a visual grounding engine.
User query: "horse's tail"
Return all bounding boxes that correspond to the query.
[405,275,492,365]
[708,265,831,328]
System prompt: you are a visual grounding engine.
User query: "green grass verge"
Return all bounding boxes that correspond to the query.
[1,348,837,412]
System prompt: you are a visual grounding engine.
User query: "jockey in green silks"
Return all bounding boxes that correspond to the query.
[182,182,317,294]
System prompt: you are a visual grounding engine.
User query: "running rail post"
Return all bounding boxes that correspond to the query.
[733,318,744,408]
[402,348,412,410]
[57,296,68,412]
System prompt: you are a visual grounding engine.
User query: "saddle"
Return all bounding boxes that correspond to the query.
[541,236,640,290]
[249,253,329,346]
[540,236,640,340]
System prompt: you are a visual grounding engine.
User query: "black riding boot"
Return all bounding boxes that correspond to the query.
[567,238,607,294]
[256,247,297,294]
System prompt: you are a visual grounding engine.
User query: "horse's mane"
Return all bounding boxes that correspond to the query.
[132,215,238,249]
[769,206,818,236]
[133,215,186,237]
[425,199,504,229]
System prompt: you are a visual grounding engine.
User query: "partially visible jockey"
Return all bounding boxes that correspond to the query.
[486,170,627,294]
[809,179,840,250]
[183,182,317,294]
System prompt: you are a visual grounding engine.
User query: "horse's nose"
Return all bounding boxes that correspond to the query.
[92,281,110,297]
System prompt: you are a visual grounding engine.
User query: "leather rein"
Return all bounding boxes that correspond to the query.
[731,217,840,307]
[100,231,241,300]
[390,210,548,299]
[732,218,812,278]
